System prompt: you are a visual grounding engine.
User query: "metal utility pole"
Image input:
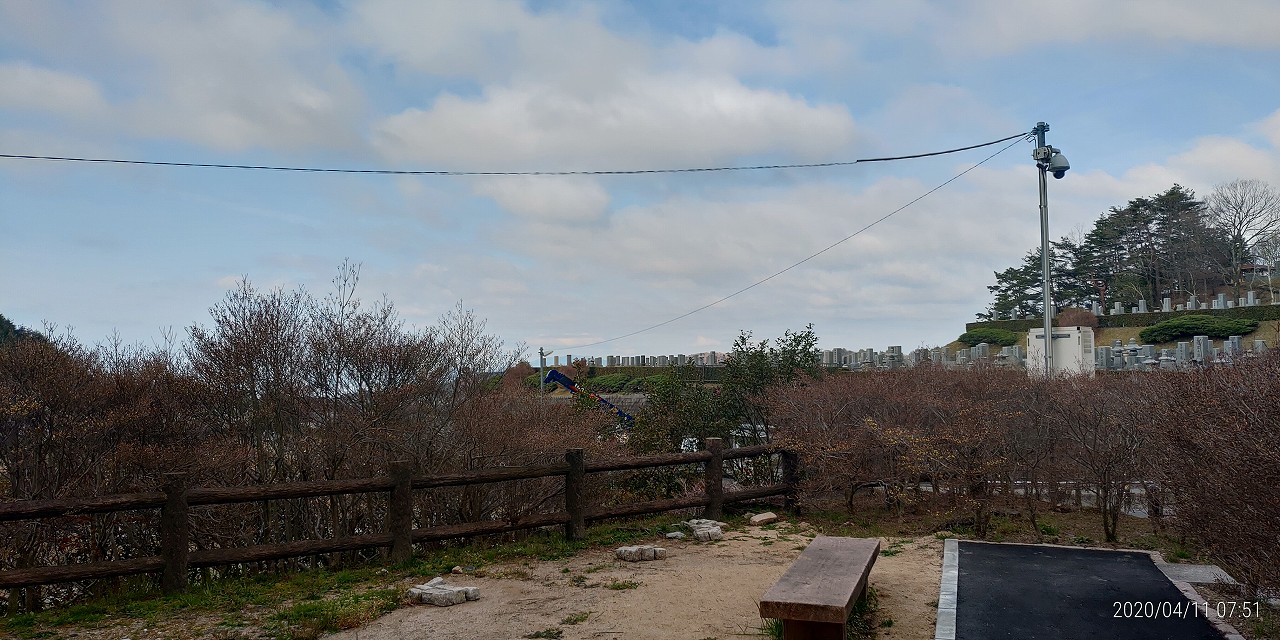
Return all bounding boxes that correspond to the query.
[1031,122,1069,376]
[539,347,553,394]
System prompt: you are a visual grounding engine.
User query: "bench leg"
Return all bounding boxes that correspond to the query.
[782,619,844,640]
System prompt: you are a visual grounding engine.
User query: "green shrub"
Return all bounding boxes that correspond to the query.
[622,374,671,393]
[585,373,632,393]
[1138,315,1259,344]
[957,328,1018,347]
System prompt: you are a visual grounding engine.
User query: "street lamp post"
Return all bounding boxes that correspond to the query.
[1031,122,1069,376]
[539,347,554,394]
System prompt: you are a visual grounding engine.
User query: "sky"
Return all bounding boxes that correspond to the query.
[4,0,1280,362]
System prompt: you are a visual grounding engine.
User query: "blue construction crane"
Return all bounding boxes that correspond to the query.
[543,369,635,427]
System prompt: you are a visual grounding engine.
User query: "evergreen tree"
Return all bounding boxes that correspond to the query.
[0,313,45,345]
[980,185,1232,318]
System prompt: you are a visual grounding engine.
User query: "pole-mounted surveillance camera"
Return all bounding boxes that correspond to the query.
[1034,145,1070,179]
[1048,150,1070,179]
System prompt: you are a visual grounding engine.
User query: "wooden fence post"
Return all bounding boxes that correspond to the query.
[704,438,724,520]
[565,448,585,541]
[781,449,801,514]
[160,473,189,594]
[387,460,414,563]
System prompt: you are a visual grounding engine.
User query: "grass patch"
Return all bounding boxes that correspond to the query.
[524,627,564,639]
[560,611,590,625]
[605,578,640,591]
[879,539,909,557]
[272,588,398,639]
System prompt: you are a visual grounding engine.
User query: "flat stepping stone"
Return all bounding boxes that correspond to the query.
[1157,563,1239,585]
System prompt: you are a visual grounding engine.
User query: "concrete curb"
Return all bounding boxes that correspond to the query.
[934,538,958,640]
[1170,579,1246,640]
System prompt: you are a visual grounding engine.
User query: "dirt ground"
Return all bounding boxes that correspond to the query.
[329,522,944,640]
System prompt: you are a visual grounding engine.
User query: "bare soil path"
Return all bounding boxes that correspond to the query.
[329,523,943,640]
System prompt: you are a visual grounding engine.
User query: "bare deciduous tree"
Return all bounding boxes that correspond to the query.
[1207,179,1280,296]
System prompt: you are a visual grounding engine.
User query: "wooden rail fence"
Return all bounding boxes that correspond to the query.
[0,438,798,593]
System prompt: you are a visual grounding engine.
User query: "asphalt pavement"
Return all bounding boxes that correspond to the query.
[953,542,1225,640]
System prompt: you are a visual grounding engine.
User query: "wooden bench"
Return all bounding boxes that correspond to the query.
[759,536,880,640]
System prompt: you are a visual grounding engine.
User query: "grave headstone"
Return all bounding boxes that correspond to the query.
[1193,336,1211,362]
[1254,340,1268,353]
[1247,291,1258,306]
[1162,298,1172,312]
[1217,293,1227,309]
[1095,346,1111,369]
[1138,300,1148,313]
[1176,342,1191,363]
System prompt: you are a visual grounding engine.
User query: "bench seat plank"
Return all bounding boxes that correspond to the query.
[759,536,880,624]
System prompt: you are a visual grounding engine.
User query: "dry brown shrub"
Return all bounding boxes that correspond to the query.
[1055,306,1099,328]
[1141,355,1280,593]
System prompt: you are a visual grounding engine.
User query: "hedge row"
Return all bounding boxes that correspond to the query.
[967,303,1280,333]
[1139,315,1260,344]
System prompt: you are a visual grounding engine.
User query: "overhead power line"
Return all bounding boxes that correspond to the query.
[0,132,1028,176]
[560,133,1032,350]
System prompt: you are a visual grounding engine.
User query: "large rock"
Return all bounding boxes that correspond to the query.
[684,519,725,541]
[749,512,778,526]
[408,578,480,606]
[615,545,667,562]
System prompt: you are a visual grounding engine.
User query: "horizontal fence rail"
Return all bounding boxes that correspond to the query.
[0,439,795,592]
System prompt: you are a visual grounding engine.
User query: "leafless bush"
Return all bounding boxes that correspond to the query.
[766,361,1278,586]
[1141,354,1280,593]
[1055,307,1098,328]
[1047,375,1149,542]
[1,265,615,610]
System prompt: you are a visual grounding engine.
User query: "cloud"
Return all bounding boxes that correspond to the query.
[0,62,108,118]
[1,1,365,153]
[372,75,856,170]
[1256,108,1280,150]
[112,3,366,152]
[936,0,1280,55]
[214,274,243,289]
[473,175,610,222]
[348,0,648,90]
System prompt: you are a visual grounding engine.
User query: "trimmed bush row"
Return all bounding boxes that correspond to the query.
[957,328,1019,347]
[1139,315,1259,344]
